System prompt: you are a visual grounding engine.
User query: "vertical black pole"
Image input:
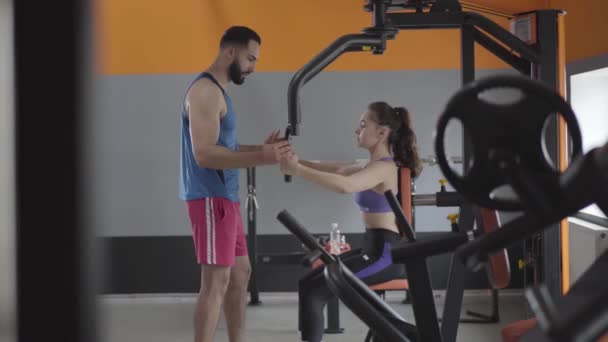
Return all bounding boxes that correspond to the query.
[403,180,416,304]
[372,0,388,28]
[15,0,97,341]
[410,180,417,231]
[535,10,562,300]
[438,24,477,341]
[441,255,466,342]
[407,259,443,342]
[247,167,261,305]
[461,23,475,169]
[325,297,344,334]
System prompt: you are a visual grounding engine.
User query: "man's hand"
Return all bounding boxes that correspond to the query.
[262,140,292,165]
[239,129,284,153]
[264,129,282,144]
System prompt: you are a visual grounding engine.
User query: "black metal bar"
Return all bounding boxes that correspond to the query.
[277,211,335,264]
[530,249,608,341]
[472,28,531,73]
[391,232,468,262]
[436,191,465,207]
[385,9,541,70]
[440,256,466,342]
[283,128,292,183]
[457,203,475,235]
[467,12,541,63]
[385,190,416,241]
[386,12,466,29]
[406,181,417,305]
[525,285,558,333]
[462,289,500,323]
[405,258,443,342]
[15,0,97,342]
[536,9,562,301]
[371,0,389,27]
[246,167,261,305]
[411,180,417,231]
[324,262,412,342]
[459,28,478,305]
[557,294,608,341]
[461,23,475,181]
[287,34,384,135]
[277,210,412,341]
[461,23,475,82]
[325,297,344,334]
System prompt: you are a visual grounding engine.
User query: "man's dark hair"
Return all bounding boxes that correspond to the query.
[220,26,261,48]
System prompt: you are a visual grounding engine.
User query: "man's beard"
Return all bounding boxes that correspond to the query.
[229,61,245,85]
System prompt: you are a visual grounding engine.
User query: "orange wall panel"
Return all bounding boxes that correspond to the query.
[550,0,608,62]
[97,0,515,74]
[97,1,608,75]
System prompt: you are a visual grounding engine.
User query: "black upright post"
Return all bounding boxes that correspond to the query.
[535,9,563,300]
[15,0,97,341]
[441,255,466,342]
[410,179,417,231]
[461,23,475,167]
[371,0,388,27]
[407,258,443,342]
[325,297,344,334]
[460,24,504,325]
[246,167,261,305]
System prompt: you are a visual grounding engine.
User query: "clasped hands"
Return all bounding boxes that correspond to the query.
[261,129,299,175]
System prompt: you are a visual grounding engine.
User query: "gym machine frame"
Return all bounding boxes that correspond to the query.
[284,0,565,301]
[446,76,608,341]
[413,183,502,323]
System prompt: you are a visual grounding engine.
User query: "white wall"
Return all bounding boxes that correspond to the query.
[571,67,608,219]
[0,0,15,340]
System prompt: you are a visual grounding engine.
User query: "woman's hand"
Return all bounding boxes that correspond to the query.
[279,149,300,176]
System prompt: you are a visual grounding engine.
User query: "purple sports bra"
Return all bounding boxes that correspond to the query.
[352,157,395,213]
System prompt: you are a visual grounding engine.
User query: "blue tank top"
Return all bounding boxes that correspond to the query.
[179,72,240,202]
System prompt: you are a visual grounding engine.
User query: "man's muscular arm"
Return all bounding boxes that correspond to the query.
[238,145,262,152]
[188,81,289,169]
[238,130,282,152]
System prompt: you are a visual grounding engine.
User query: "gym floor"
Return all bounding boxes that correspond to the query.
[98,290,527,342]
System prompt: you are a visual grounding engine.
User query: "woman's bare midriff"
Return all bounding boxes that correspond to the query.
[361,212,400,234]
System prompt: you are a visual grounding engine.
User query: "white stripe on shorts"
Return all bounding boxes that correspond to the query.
[210,198,217,264]
[206,198,212,264]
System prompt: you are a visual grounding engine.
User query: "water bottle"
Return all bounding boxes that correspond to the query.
[330,222,341,254]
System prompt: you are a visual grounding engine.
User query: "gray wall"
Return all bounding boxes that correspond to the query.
[568,217,608,286]
[87,69,515,237]
[0,0,15,338]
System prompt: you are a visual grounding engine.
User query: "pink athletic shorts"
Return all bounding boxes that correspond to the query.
[186,197,248,266]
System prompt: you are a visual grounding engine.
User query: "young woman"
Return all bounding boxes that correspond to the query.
[279,101,423,342]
